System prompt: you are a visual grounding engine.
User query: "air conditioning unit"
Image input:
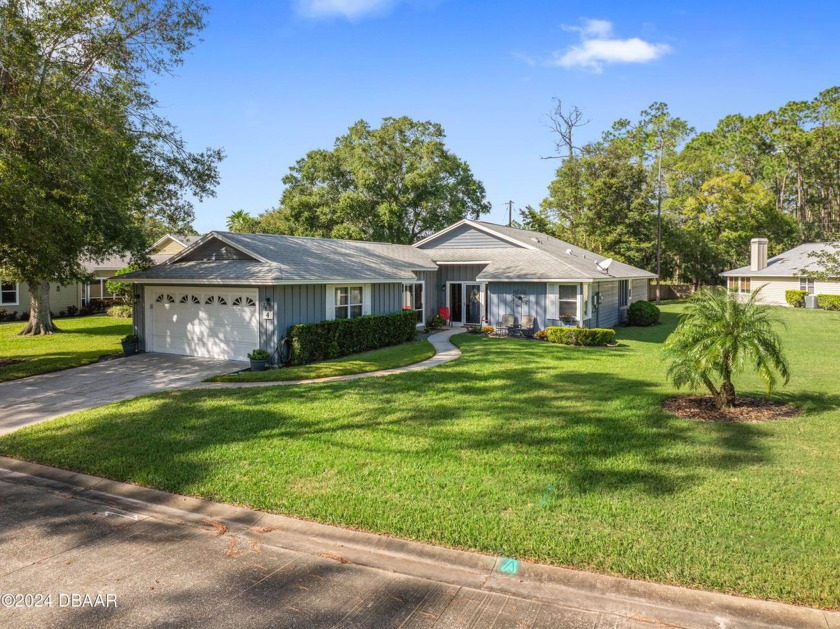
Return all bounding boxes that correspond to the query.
[805,294,819,309]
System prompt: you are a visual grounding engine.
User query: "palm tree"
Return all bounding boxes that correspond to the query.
[664,287,790,409]
[226,209,258,233]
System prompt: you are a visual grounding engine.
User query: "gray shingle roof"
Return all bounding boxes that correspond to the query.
[120,232,429,283]
[721,243,838,277]
[119,222,656,284]
[423,221,656,280]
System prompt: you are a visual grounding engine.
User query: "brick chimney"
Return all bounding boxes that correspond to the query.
[750,238,768,272]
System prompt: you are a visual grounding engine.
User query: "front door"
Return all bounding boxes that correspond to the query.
[465,283,482,325]
[448,282,484,325]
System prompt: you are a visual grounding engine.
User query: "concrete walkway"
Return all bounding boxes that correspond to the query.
[0,354,246,435]
[0,456,835,629]
[195,327,465,389]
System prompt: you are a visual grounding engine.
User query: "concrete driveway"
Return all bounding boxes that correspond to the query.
[0,354,245,435]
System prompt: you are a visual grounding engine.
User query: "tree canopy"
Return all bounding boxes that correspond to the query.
[535,89,840,287]
[0,0,222,334]
[253,116,490,244]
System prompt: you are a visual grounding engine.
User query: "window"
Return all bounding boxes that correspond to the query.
[800,277,815,295]
[728,277,739,292]
[740,277,751,294]
[618,280,629,307]
[558,285,577,319]
[335,286,363,319]
[402,282,424,324]
[1,282,19,306]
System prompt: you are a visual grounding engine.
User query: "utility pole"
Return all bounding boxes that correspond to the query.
[506,200,514,227]
[655,142,663,304]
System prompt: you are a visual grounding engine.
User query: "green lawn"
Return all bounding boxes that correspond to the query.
[1,304,838,608]
[0,316,133,382]
[208,340,435,382]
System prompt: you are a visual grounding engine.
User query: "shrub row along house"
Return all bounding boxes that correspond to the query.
[721,238,840,306]
[118,220,655,361]
[0,234,199,317]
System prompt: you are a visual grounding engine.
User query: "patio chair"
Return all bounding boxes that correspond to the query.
[438,306,450,326]
[520,315,536,338]
[500,313,516,336]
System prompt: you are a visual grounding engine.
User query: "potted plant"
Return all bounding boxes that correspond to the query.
[121,334,139,356]
[248,348,271,372]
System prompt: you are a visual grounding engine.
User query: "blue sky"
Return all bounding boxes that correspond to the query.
[153,0,840,233]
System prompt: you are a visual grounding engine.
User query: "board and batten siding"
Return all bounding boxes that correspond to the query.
[413,271,438,321]
[179,240,256,262]
[592,280,620,328]
[417,224,516,249]
[132,284,146,350]
[429,264,489,315]
[487,282,548,330]
[370,283,402,315]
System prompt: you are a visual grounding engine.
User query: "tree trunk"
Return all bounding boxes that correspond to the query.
[716,365,735,410]
[18,280,60,336]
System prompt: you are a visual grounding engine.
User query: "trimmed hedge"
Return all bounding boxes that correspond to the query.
[627,300,660,326]
[785,289,807,308]
[288,311,418,365]
[545,326,616,346]
[817,294,840,310]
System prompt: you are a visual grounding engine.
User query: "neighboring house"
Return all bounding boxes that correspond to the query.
[0,234,200,316]
[721,238,840,306]
[119,220,655,361]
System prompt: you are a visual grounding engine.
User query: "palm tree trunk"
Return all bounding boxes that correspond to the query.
[717,361,735,409]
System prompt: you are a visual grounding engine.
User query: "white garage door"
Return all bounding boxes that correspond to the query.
[147,287,259,361]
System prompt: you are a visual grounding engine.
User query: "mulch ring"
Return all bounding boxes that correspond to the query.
[0,359,25,367]
[663,395,802,423]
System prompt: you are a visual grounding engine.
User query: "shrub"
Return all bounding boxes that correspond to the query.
[545,326,615,346]
[0,309,9,322]
[58,310,67,318]
[248,348,271,360]
[18,311,29,321]
[289,311,418,365]
[106,304,130,318]
[121,334,139,344]
[481,325,495,335]
[785,289,807,308]
[66,305,79,317]
[627,300,660,326]
[817,294,840,311]
[107,304,133,318]
[535,329,548,341]
[425,314,445,331]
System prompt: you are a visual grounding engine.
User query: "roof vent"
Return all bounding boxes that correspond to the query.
[565,248,573,256]
[530,237,541,244]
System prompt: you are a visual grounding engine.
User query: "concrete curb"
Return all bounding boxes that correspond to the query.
[0,456,836,629]
[192,327,465,389]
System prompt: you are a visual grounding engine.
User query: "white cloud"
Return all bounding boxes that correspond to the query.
[295,0,399,20]
[552,19,670,73]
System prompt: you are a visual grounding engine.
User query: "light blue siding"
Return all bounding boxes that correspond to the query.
[487,282,548,330]
[179,239,257,262]
[592,280,620,328]
[418,224,517,249]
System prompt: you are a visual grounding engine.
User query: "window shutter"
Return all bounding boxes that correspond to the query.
[546,283,559,319]
[325,285,335,320]
[363,284,372,315]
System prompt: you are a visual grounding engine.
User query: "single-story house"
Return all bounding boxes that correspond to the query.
[721,238,840,306]
[117,220,655,361]
[0,234,200,316]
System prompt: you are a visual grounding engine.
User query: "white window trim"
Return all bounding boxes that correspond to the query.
[739,277,752,294]
[325,284,370,321]
[547,282,580,322]
[402,281,425,327]
[1,282,19,307]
